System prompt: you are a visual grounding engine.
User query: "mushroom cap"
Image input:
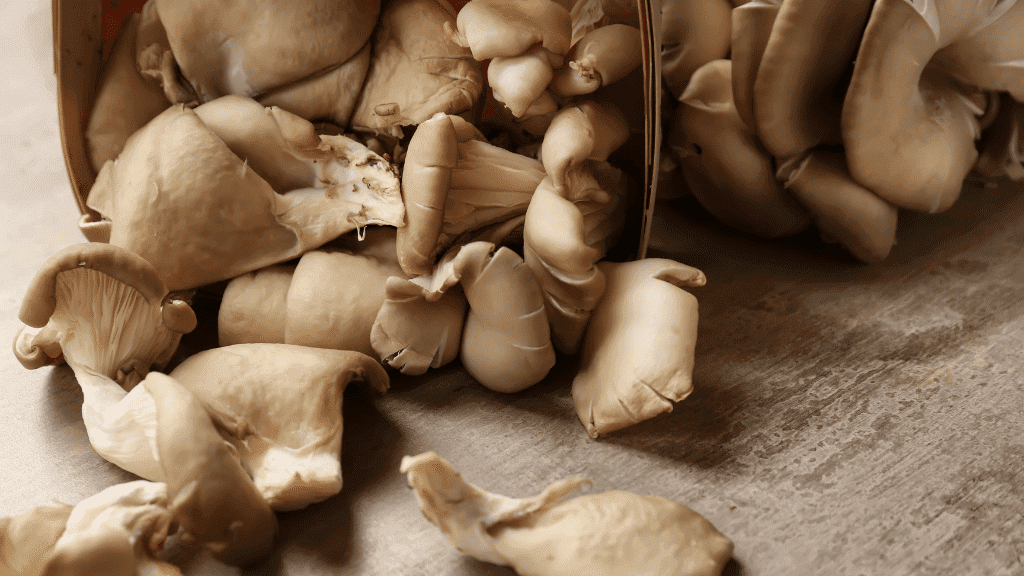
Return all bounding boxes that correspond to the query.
[454,0,572,60]
[730,0,781,129]
[661,0,732,99]
[154,0,379,100]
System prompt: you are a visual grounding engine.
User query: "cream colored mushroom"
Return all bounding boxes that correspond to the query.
[153,0,379,101]
[85,97,403,291]
[397,113,544,278]
[401,451,734,576]
[572,258,705,438]
[166,344,389,510]
[661,0,732,99]
[42,481,178,576]
[450,0,572,61]
[13,243,195,480]
[552,24,642,97]
[730,0,780,129]
[350,0,482,136]
[540,101,629,195]
[144,372,276,566]
[490,48,563,117]
[669,59,809,238]
[842,0,1021,213]
[1,502,73,576]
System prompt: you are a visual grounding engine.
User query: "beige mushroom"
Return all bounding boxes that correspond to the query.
[85,97,403,291]
[350,0,483,136]
[552,24,642,97]
[397,113,544,278]
[153,0,379,101]
[13,243,194,481]
[669,59,809,238]
[450,0,572,61]
[490,48,563,117]
[166,344,389,510]
[144,372,276,566]
[540,101,629,195]
[730,0,780,129]
[401,451,734,576]
[661,0,732,99]
[572,258,706,438]
[1,502,73,576]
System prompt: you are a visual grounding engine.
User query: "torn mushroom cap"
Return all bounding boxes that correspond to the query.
[843,0,988,214]
[752,0,873,161]
[401,451,733,576]
[143,372,276,566]
[661,0,732,99]
[400,451,590,566]
[572,258,705,438]
[397,113,544,277]
[670,60,810,238]
[167,343,389,510]
[541,101,629,195]
[14,242,195,376]
[781,151,898,264]
[452,0,572,61]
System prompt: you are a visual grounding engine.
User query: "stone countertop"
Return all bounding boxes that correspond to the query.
[1,2,1022,575]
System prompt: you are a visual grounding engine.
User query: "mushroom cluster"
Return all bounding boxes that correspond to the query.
[6,0,729,574]
[659,0,1024,262]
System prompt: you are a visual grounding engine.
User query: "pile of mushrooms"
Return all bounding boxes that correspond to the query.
[660,0,1024,262]
[6,0,730,574]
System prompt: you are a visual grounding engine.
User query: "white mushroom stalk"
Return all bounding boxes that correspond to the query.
[85,97,404,291]
[14,243,196,480]
[401,451,734,576]
[166,344,390,511]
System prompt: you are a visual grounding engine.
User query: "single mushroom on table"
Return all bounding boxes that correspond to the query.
[401,451,734,576]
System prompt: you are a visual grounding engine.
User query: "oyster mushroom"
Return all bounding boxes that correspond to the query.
[540,101,629,195]
[490,48,563,117]
[397,113,545,278]
[730,0,781,129]
[349,0,483,136]
[401,451,734,576]
[842,0,1021,213]
[552,24,642,98]
[450,0,572,61]
[166,344,389,510]
[572,258,706,438]
[1,503,73,576]
[42,481,178,576]
[85,97,403,291]
[661,0,732,99]
[153,0,379,101]
[144,372,276,566]
[669,59,809,238]
[13,243,195,480]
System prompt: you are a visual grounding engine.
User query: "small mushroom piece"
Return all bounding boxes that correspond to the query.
[552,24,642,97]
[166,344,389,510]
[86,98,403,291]
[42,481,178,576]
[540,101,629,195]
[144,372,276,565]
[781,152,898,263]
[397,113,545,277]
[350,0,483,136]
[752,0,874,161]
[85,12,171,174]
[153,0,379,101]
[451,0,572,61]
[573,258,706,438]
[842,0,998,213]
[661,0,732,99]
[670,60,810,238]
[490,48,561,117]
[401,451,733,576]
[1,503,73,576]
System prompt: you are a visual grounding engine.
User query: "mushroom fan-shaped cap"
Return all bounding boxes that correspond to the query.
[400,451,734,576]
[153,0,379,101]
[86,97,403,291]
[168,344,389,511]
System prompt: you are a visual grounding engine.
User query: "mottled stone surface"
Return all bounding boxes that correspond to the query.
[2,1,1023,575]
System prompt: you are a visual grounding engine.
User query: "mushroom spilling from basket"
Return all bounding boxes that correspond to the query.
[5,0,739,574]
